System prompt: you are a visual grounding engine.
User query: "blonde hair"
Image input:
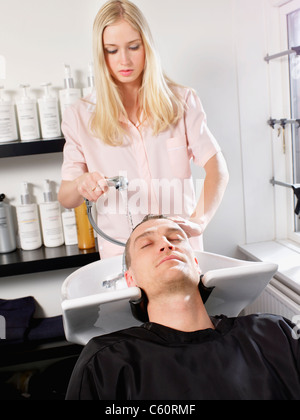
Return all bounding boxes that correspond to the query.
[91,0,184,146]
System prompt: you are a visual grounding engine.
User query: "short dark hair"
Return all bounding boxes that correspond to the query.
[125,215,167,269]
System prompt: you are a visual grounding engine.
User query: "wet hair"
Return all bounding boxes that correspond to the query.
[125,215,167,269]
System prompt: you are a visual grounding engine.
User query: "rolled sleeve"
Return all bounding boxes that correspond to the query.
[185,90,221,168]
[61,106,88,181]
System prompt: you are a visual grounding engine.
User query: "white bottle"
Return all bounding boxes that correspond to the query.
[0,86,18,143]
[39,179,64,248]
[83,62,95,97]
[59,64,81,117]
[62,209,78,246]
[38,83,61,139]
[0,193,17,254]
[16,182,42,251]
[16,84,40,141]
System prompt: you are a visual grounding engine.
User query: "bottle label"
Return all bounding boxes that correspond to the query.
[0,206,16,253]
[17,103,40,140]
[0,102,18,142]
[38,100,61,139]
[16,206,42,249]
[40,202,64,247]
[0,215,7,229]
[59,90,81,116]
[62,211,78,245]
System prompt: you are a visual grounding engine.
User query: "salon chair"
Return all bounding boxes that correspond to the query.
[61,252,278,345]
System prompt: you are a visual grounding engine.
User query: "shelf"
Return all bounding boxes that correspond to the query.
[0,137,65,158]
[0,244,100,278]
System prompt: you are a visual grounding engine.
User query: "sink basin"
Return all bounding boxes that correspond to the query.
[61,255,141,345]
[61,252,278,345]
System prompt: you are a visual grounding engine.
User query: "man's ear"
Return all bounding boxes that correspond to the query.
[194,257,202,275]
[125,270,137,288]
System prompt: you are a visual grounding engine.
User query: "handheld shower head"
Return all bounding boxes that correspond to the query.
[106,176,128,191]
[84,175,130,248]
[85,175,132,283]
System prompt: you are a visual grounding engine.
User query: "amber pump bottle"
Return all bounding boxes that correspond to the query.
[74,201,95,250]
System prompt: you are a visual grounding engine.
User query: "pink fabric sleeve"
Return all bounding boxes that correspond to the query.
[61,106,88,181]
[184,90,221,168]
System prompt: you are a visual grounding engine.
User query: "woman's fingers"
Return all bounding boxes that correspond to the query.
[77,173,109,202]
[169,216,205,238]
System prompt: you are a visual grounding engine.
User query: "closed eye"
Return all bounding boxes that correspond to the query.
[105,48,118,54]
[129,44,140,51]
[105,43,141,54]
[141,242,152,249]
[169,236,184,243]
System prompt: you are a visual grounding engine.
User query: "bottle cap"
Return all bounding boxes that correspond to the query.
[20,182,31,205]
[19,84,32,101]
[87,62,94,88]
[41,82,52,98]
[64,64,74,89]
[43,179,53,202]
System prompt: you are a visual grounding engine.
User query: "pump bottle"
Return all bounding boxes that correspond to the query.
[59,64,81,117]
[62,209,78,246]
[0,194,17,254]
[0,86,18,143]
[83,62,95,97]
[38,83,61,139]
[16,182,42,251]
[39,180,64,248]
[16,84,40,141]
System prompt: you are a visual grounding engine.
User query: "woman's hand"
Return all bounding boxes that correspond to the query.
[169,216,207,238]
[58,172,109,209]
[76,172,109,202]
[170,152,229,240]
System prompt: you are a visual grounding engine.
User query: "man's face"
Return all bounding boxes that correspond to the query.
[125,219,201,299]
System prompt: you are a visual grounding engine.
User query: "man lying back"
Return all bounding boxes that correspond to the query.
[66,215,300,400]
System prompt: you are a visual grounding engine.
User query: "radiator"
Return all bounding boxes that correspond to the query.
[243,278,300,322]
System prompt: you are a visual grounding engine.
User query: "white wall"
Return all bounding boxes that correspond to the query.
[0,0,280,316]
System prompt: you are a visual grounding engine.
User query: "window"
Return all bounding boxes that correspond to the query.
[272,0,300,244]
[287,9,300,233]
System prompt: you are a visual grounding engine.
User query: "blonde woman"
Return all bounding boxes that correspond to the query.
[58,0,229,259]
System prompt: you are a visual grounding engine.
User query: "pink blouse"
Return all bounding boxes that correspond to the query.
[61,87,221,258]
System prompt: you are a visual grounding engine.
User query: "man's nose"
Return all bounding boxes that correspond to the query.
[159,238,175,253]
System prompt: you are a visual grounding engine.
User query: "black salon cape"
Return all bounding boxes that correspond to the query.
[66,314,300,400]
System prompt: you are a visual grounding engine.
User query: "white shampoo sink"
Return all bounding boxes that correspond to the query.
[61,252,278,345]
